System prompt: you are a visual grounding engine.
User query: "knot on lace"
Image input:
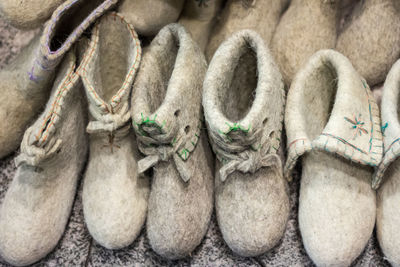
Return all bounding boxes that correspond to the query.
[136,123,193,182]
[219,150,282,182]
[209,127,281,182]
[87,102,131,136]
[15,127,62,168]
[87,103,132,153]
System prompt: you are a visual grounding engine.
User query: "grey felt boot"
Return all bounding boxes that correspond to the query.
[118,0,185,36]
[0,51,88,267]
[203,30,289,257]
[285,49,381,266]
[0,0,117,159]
[79,12,148,250]
[374,59,400,267]
[206,0,289,61]
[0,0,64,30]
[131,23,214,259]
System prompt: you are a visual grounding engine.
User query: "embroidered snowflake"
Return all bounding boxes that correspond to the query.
[195,0,209,7]
[344,115,368,139]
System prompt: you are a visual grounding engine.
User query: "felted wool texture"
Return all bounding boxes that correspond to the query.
[205,0,289,62]
[0,0,117,160]
[271,0,339,86]
[375,59,400,267]
[336,0,400,86]
[203,29,289,257]
[178,0,224,52]
[78,12,147,250]
[131,23,213,260]
[118,0,185,36]
[285,49,381,266]
[0,51,88,267]
[0,0,65,30]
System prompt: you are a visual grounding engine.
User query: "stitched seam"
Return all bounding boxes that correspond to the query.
[35,67,76,143]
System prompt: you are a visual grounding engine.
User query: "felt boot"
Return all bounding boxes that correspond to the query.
[374,59,400,267]
[118,0,185,36]
[203,30,289,257]
[0,0,65,30]
[131,24,213,259]
[285,49,382,266]
[0,0,117,159]
[271,0,340,85]
[336,0,400,86]
[0,50,88,267]
[79,12,148,250]
[205,0,289,61]
[178,0,224,52]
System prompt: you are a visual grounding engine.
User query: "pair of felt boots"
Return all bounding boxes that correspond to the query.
[0,0,141,264]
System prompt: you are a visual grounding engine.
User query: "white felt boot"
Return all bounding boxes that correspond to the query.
[131,24,214,260]
[80,12,149,250]
[0,51,88,267]
[203,30,289,257]
[285,49,382,266]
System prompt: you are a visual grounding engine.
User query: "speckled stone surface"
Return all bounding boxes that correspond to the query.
[0,13,392,267]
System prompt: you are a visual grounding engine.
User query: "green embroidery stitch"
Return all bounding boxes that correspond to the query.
[133,113,166,136]
[134,112,202,162]
[225,122,251,133]
[218,122,251,142]
[180,148,189,160]
[171,137,177,146]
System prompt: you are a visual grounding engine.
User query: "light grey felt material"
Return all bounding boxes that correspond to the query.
[0,14,392,267]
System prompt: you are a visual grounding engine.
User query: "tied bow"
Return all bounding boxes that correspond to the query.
[15,127,62,168]
[219,150,282,182]
[136,126,193,182]
[87,103,131,134]
[210,126,282,182]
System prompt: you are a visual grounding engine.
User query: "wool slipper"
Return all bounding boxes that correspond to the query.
[203,30,289,257]
[178,0,224,52]
[0,0,117,160]
[0,0,65,30]
[284,49,382,266]
[336,0,400,86]
[373,59,400,266]
[205,0,289,61]
[118,0,185,36]
[78,12,148,250]
[0,50,88,267]
[131,23,213,259]
[271,0,340,85]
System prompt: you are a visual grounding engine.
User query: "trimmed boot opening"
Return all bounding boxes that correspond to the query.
[50,0,105,52]
[302,61,338,140]
[96,17,132,102]
[220,44,257,122]
[147,32,179,114]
